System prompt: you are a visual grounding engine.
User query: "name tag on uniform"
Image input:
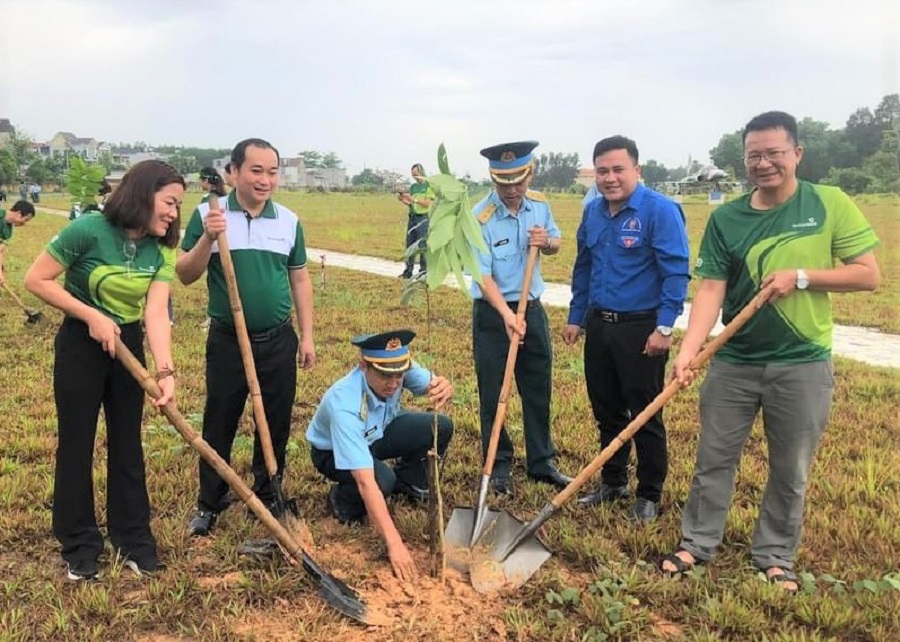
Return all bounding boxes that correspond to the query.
[494,238,509,247]
[364,425,378,438]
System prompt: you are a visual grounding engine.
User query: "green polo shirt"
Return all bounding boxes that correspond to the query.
[182,191,308,332]
[696,181,879,364]
[46,213,175,324]
[408,180,435,216]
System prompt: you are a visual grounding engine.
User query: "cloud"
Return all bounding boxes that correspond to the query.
[1,0,897,178]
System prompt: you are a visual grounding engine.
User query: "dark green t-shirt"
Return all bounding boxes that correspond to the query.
[47,213,175,324]
[696,181,879,363]
[0,210,12,244]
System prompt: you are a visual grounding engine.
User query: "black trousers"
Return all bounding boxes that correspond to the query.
[52,317,156,564]
[583,312,668,502]
[403,214,428,275]
[197,320,298,512]
[311,411,453,518]
[472,299,558,478]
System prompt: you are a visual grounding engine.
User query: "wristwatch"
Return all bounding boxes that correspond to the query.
[796,269,809,290]
[656,325,673,337]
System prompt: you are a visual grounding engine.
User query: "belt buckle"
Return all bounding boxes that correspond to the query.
[600,310,617,323]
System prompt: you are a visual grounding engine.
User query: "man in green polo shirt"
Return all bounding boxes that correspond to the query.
[660,111,881,593]
[177,138,316,536]
[397,163,434,279]
[0,200,36,285]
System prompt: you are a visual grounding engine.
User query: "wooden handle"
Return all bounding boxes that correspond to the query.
[550,291,766,508]
[210,197,280,477]
[114,337,303,557]
[2,280,29,310]
[481,245,541,477]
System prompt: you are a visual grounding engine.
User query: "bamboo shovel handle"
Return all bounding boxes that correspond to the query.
[481,245,541,477]
[2,280,29,309]
[113,337,304,559]
[212,207,279,477]
[551,291,766,508]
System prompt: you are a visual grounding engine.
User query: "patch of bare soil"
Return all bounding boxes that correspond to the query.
[235,523,513,641]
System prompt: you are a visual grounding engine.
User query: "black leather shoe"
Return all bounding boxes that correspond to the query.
[395,480,430,503]
[527,469,574,489]
[490,476,513,496]
[188,509,219,537]
[629,498,659,524]
[577,484,630,506]
[329,486,366,525]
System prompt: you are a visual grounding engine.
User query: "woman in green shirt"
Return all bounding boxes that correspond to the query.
[25,160,184,581]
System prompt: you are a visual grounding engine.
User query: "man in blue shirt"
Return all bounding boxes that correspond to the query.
[563,136,690,523]
[471,141,573,496]
[306,329,453,581]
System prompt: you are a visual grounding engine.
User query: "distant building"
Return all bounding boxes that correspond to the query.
[49,132,111,161]
[575,167,595,189]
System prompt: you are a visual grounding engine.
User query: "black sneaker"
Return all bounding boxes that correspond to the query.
[124,557,167,577]
[577,483,630,506]
[394,479,429,503]
[328,485,366,525]
[66,559,99,582]
[188,509,219,537]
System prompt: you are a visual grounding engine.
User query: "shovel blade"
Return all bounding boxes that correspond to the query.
[444,506,501,572]
[469,511,552,594]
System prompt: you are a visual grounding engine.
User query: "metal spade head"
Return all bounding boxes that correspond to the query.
[444,506,502,572]
[468,510,552,594]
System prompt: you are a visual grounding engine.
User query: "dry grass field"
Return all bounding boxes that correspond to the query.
[0,195,897,641]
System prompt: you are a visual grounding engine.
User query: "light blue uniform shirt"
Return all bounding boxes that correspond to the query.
[470,190,560,301]
[583,184,600,208]
[306,364,431,470]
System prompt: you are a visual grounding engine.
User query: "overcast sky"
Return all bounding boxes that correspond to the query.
[1,0,897,179]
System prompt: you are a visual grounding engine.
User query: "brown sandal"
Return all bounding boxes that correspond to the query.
[660,549,703,577]
[763,567,800,594]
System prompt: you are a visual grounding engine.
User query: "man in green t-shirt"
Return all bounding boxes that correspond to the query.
[396,163,434,279]
[0,200,36,285]
[660,111,881,592]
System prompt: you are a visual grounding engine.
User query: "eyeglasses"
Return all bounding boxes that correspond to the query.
[744,149,794,166]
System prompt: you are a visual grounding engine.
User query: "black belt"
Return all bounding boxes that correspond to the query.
[593,309,655,324]
[474,298,541,310]
[210,318,291,342]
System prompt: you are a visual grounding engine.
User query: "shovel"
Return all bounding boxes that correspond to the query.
[469,292,767,594]
[2,280,43,324]
[113,337,374,625]
[211,200,312,548]
[445,245,540,556]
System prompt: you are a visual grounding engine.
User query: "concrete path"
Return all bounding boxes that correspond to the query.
[308,247,900,370]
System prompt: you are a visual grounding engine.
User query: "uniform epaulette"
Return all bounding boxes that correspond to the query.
[526,189,547,202]
[476,203,497,224]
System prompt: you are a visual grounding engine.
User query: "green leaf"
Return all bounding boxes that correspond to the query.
[437,143,450,175]
[427,214,456,252]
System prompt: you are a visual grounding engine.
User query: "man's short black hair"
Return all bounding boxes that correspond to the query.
[593,136,639,164]
[743,111,799,146]
[10,200,35,219]
[231,138,280,169]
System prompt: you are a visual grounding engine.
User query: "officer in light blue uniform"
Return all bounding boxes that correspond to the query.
[470,141,573,497]
[306,329,453,581]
